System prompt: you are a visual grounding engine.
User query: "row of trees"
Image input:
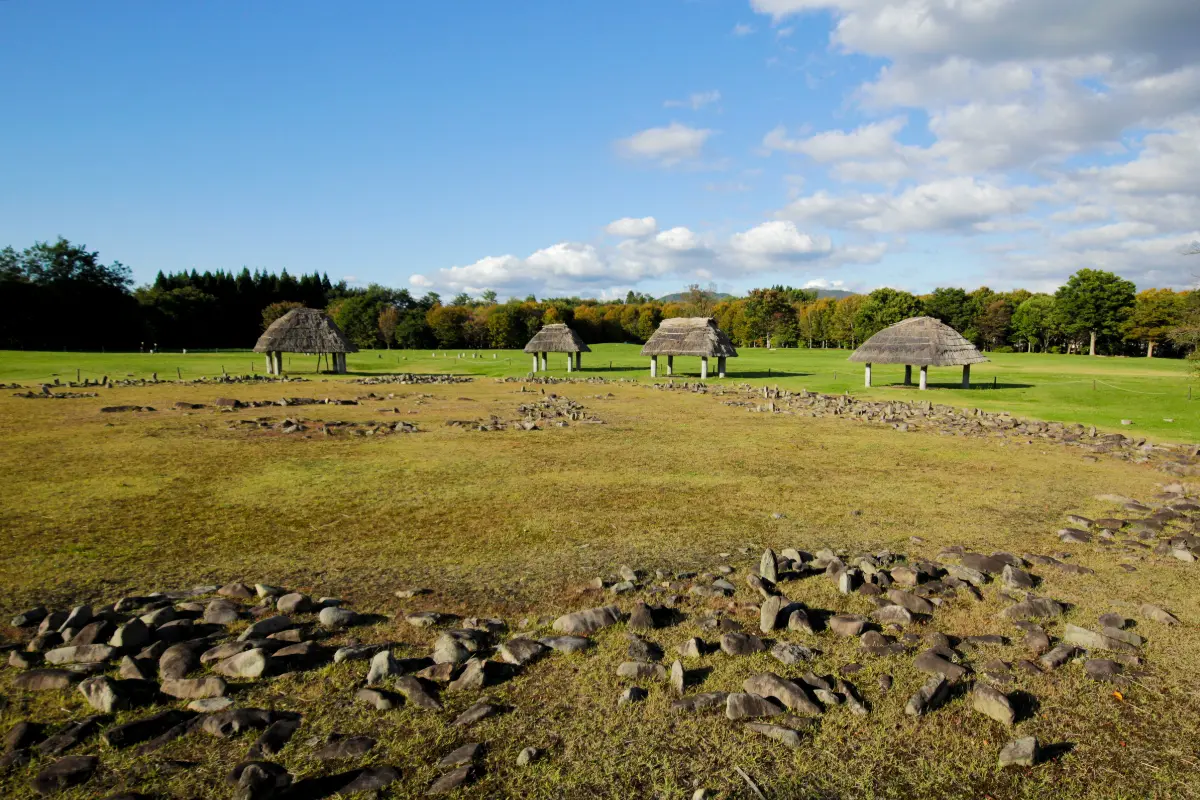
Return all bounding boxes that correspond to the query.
[1,238,1196,358]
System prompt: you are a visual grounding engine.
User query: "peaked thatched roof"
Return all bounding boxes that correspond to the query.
[253,308,359,354]
[523,323,591,353]
[848,316,987,366]
[640,317,738,358]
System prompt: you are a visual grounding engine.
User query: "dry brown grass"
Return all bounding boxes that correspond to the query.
[1,377,1198,799]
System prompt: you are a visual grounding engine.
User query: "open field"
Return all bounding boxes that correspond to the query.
[2,345,1197,441]
[1,360,1199,799]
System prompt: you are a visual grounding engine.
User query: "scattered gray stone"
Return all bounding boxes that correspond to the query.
[13,669,79,691]
[1084,659,1125,683]
[366,650,400,685]
[671,693,729,714]
[516,746,540,766]
[394,676,442,710]
[188,697,234,713]
[247,718,301,759]
[498,638,549,666]
[12,607,48,627]
[670,660,685,695]
[30,755,98,795]
[770,642,815,665]
[887,589,934,615]
[787,608,815,635]
[720,632,766,656]
[1001,565,1035,590]
[313,735,375,760]
[745,722,803,749]
[552,606,620,635]
[204,599,241,625]
[914,650,968,681]
[1063,624,1136,653]
[872,605,914,626]
[759,595,784,633]
[829,615,867,636]
[161,677,228,700]
[438,742,484,768]
[452,701,501,727]
[628,602,656,630]
[1001,597,1064,621]
[276,593,314,614]
[318,607,360,629]
[760,549,778,583]
[678,638,704,659]
[972,683,1015,726]
[1039,643,1078,671]
[744,673,821,715]
[904,676,950,717]
[617,661,667,681]
[109,619,150,651]
[239,616,294,641]
[538,635,592,654]
[725,692,783,721]
[998,736,1038,767]
[428,764,474,795]
[1139,604,1179,625]
[214,649,270,679]
[44,645,115,665]
[618,686,648,706]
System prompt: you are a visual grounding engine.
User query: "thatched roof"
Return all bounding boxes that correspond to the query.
[523,323,591,354]
[253,308,358,354]
[848,316,987,366]
[640,317,738,358]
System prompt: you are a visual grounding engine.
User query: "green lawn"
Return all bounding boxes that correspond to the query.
[1,345,1196,440]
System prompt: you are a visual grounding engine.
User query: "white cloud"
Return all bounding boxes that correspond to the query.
[655,227,704,251]
[764,116,909,161]
[803,278,846,290]
[604,216,658,237]
[664,90,721,111]
[730,220,832,259]
[409,274,433,288]
[617,122,714,166]
[732,23,755,36]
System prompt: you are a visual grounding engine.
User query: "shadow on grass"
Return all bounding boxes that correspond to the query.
[877,382,1036,390]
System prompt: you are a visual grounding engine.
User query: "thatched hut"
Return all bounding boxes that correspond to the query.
[523,323,591,373]
[253,308,358,375]
[640,317,738,379]
[849,316,987,390]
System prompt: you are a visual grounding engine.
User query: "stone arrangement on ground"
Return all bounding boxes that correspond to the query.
[2,477,1194,798]
[444,394,605,431]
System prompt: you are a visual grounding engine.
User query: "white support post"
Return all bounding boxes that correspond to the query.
[919,365,928,390]
[666,355,674,376]
[962,364,970,389]
[540,352,547,371]
[265,354,274,375]
[904,365,912,386]
[865,363,872,388]
[532,354,539,372]
[565,352,572,372]
[717,356,727,378]
[700,357,708,380]
[650,356,658,377]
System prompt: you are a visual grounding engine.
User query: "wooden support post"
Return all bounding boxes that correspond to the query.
[666,355,674,376]
[700,356,708,380]
[919,365,928,390]
[575,352,581,370]
[962,364,971,389]
[717,356,727,378]
[865,363,872,388]
[904,365,911,385]
[650,355,658,377]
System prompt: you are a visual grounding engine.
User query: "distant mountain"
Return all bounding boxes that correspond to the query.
[657,290,735,303]
[815,289,857,299]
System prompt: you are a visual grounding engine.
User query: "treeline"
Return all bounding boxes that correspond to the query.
[2,238,1197,359]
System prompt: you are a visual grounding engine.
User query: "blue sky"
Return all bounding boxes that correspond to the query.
[2,0,1198,299]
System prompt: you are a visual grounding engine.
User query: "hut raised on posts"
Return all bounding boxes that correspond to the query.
[523,323,590,372]
[849,316,987,390]
[253,307,358,375]
[640,317,738,379]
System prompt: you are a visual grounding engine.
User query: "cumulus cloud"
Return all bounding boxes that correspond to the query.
[748,0,1200,289]
[732,23,755,36]
[664,90,721,110]
[617,122,714,166]
[729,221,832,261]
[604,216,658,237]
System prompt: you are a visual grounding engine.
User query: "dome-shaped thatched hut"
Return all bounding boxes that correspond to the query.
[254,308,358,375]
[524,323,591,372]
[640,317,738,379]
[849,316,987,390]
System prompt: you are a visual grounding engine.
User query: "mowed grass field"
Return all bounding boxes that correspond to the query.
[1,352,1199,799]
[2,345,1196,441]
